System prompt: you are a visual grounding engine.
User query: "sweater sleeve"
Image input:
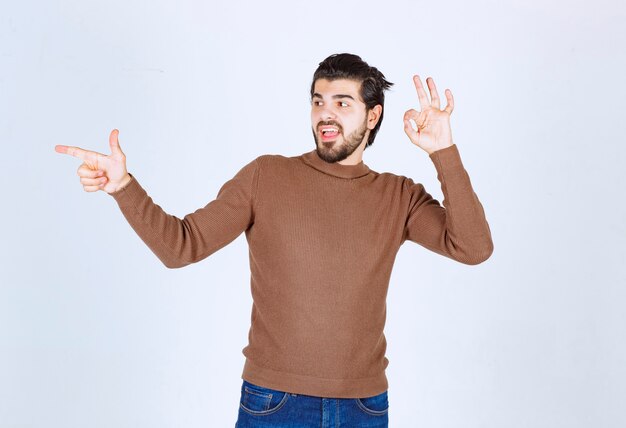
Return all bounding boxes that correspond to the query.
[402,144,494,265]
[108,157,261,268]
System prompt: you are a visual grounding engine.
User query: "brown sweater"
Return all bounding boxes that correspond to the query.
[109,144,493,398]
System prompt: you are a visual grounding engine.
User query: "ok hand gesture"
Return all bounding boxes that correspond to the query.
[55,129,131,194]
[403,75,454,155]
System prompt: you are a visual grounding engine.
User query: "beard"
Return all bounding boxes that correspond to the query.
[312,118,369,164]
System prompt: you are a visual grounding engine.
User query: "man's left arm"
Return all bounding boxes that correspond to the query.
[401,75,493,265]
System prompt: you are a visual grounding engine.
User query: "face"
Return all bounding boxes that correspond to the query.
[311,78,372,164]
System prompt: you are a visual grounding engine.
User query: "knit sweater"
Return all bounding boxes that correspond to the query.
[109,143,493,398]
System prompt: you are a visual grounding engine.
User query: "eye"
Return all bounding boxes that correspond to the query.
[339,101,349,107]
[312,100,323,106]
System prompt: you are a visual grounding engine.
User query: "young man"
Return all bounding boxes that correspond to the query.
[56,53,493,427]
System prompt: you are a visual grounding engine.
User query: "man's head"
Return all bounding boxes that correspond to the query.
[310,53,393,163]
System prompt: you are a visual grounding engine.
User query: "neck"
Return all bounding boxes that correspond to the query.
[301,148,370,179]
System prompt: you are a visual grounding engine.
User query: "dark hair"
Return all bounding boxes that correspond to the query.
[310,53,394,149]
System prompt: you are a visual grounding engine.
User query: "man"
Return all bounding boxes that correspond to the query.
[55,53,493,427]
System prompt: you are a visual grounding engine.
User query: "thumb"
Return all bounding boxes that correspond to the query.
[109,128,124,156]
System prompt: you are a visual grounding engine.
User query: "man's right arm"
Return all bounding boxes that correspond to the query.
[108,158,261,268]
[55,129,261,268]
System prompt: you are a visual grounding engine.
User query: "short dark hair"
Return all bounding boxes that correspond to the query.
[310,53,394,149]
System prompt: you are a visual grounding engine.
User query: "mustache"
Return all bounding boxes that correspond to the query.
[317,121,343,132]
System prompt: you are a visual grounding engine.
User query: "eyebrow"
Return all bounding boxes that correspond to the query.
[312,93,356,101]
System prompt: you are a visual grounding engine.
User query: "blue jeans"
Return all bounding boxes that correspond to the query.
[235,379,389,427]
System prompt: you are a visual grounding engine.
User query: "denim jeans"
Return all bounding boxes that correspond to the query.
[235,379,389,427]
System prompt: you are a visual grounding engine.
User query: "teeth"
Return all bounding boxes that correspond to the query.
[322,128,338,134]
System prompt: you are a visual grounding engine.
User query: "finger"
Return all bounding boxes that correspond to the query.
[55,145,103,164]
[403,110,421,143]
[82,185,101,192]
[444,89,454,115]
[77,163,104,178]
[80,176,108,186]
[403,108,425,130]
[109,129,124,156]
[426,77,440,109]
[412,75,430,111]
[403,118,420,143]
[55,145,88,160]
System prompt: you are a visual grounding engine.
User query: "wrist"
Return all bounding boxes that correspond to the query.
[113,173,132,193]
[427,142,454,155]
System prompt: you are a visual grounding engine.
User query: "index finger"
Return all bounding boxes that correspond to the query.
[412,75,430,111]
[54,145,99,162]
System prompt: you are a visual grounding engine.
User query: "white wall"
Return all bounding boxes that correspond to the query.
[1,0,625,426]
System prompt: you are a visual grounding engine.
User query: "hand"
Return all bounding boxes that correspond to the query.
[55,129,131,194]
[403,75,454,155]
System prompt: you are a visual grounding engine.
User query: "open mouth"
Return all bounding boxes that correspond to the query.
[319,126,340,141]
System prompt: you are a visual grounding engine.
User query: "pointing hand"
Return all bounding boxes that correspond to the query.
[55,129,131,193]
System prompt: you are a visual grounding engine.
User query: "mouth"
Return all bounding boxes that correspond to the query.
[319,125,341,142]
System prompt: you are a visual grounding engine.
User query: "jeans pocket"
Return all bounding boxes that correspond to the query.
[239,380,290,416]
[354,390,389,416]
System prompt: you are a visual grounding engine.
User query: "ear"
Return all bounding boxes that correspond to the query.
[367,105,383,130]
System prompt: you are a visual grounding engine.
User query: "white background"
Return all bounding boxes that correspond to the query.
[1,0,625,427]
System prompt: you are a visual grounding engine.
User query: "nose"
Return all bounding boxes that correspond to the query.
[319,105,336,121]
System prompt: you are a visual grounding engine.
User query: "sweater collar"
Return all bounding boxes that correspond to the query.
[300,149,370,179]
